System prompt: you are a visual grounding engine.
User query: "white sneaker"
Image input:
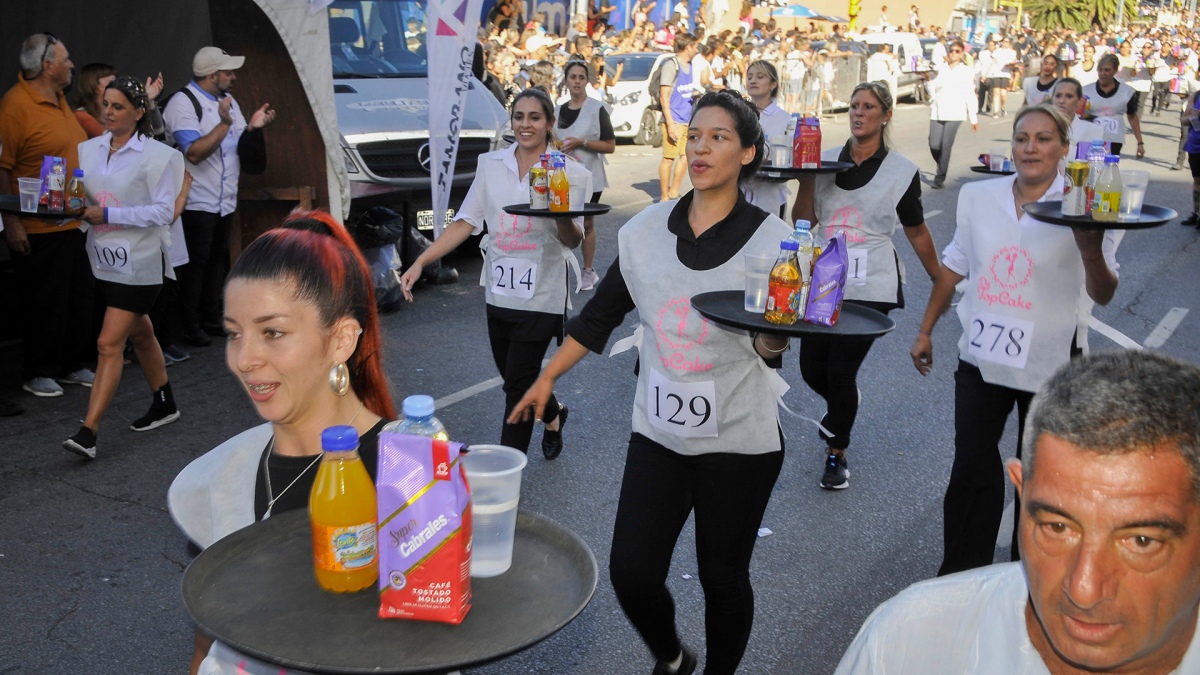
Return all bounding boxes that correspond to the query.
[580,267,599,292]
[24,377,64,398]
[57,369,95,388]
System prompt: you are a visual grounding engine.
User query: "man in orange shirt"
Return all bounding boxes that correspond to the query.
[0,33,95,398]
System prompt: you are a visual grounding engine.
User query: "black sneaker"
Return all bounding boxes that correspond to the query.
[131,385,180,432]
[63,426,97,460]
[1181,213,1199,226]
[542,405,568,460]
[0,395,24,417]
[181,328,212,347]
[163,344,191,363]
[651,647,697,675]
[820,453,850,490]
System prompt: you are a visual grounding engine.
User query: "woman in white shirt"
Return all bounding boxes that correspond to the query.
[400,88,591,459]
[910,104,1119,575]
[62,76,185,460]
[741,60,791,217]
[558,59,615,292]
[1082,53,1145,157]
[1070,43,1098,87]
[1021,53,1058,107]
[988,37,1017,116]
[925,40,979,189]
[1049,77,1106,161]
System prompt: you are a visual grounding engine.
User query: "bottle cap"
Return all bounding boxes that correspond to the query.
[321,425,360,452]
[780,240,799,250]
[403,394,436,418]
[1105,155,1119,163]
[795,219,811,230]
[73,169,84,177]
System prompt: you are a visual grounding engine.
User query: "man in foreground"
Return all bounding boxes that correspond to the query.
[836,350,1200,674]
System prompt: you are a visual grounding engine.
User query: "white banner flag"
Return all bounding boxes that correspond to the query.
[427,0,483,237]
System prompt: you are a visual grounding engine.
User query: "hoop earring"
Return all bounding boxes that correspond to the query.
[329,362,350,397]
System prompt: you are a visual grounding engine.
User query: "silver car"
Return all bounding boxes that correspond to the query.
[603,52,672,147]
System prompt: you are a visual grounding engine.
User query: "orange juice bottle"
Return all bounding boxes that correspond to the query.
[764,240,802,325]
[310,425,378,593]
[549,155,569,212]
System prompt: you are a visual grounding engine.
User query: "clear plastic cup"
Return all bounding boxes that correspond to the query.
[17,177,41,213]
[990,146,1007,172]
[744,251,776,312]
[1119,170,1149,221]
[461,445,527,577]
[568,184,586,212]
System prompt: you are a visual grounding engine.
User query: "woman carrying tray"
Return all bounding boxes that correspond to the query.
[1082,53,1145,158]
[741,59,791,218]
[169,210,397,673]
[399,87,592,460]
[790,81,941,491]
[557,57,615,292]
[910,104,1120,577]
[509,91,791,675]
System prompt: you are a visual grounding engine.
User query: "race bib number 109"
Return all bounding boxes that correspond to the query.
[647,369,718,438]
[968,310,1035,370]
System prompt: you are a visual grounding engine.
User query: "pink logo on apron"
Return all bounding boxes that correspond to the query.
[495,213,537,253]
[654,297,713,372]
[828,205,866,244]
[978,246,1034,310]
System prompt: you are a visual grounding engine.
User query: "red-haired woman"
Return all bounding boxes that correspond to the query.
[168,210,396,674]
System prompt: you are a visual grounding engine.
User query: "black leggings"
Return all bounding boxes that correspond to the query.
[487,313,560,453]
[798,301,893,450]
[609,434,783,675]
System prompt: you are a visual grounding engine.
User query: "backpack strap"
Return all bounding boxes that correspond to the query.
[172,86,204,124]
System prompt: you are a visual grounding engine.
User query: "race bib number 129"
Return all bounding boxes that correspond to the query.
[968,310,1035,370]
[647,369,718,438]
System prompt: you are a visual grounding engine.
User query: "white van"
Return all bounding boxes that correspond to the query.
[858,32,927,102]
[326,0,509,232]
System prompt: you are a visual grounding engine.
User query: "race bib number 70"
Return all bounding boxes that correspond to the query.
[1095,116,1121,137]
[968,310,1035,370]
[646,369,718,438]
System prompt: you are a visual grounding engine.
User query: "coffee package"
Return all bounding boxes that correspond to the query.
[377,433,472,624]
[804,232,848,326]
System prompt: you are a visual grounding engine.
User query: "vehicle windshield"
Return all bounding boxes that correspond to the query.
[328,0,429,77]
[605,54,658,81]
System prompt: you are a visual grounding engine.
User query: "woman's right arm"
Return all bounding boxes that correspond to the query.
[506,337,591,424]
[398,219,476,300]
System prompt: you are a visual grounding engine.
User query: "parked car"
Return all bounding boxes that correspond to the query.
[604,51,673,147]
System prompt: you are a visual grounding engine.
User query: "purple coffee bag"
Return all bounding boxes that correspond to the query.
[804,232,848,327]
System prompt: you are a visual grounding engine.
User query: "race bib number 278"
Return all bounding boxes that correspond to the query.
[968,310,1035,370]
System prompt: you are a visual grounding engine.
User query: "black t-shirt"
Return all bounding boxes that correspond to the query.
[566,191,782,367]
[558,102,616,140]
[1094,81,1141,116]
[253,419,386,520]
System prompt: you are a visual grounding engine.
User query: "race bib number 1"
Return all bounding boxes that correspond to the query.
[968,310,1035,370]
[847,248,868,286]
[490,257,537,299]
[647,369,718,438]
[93,239,132,276]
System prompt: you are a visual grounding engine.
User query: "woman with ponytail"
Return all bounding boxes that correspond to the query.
[168,210,397,674]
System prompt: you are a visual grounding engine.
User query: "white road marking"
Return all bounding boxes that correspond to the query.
[1144,307,1189,348]
[925,209,943,219]
[434,359,551,411]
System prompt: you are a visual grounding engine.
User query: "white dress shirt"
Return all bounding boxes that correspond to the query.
[929,63,979,124]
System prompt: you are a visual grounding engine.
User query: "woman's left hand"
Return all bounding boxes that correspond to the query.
[561,137,583,153]
[81,206,105,225]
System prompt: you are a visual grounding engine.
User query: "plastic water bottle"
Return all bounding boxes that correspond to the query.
[383,394,449,441]
[1085,140,1106,212]
[47,158,65,213]
[789,218,814,277]
[1092,155,1122,222]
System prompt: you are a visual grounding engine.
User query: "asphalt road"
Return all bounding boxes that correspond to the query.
[2,97,1199,675]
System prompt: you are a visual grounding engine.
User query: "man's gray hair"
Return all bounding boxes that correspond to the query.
[1023,350,1200,499]
[18,34,54,74]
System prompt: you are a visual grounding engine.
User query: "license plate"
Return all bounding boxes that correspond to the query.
[416,209,455,231]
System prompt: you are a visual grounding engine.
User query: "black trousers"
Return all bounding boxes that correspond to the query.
[149,275,182,350]
[486,313,559,453]
[798,335,876,450]
[13,228,94,380]
[179,210,233,331]
[928,119,963,182]
[938,360,1034,576]
[609,434,783,675]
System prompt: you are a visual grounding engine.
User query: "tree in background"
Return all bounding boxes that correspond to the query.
[1024,0,1136,32]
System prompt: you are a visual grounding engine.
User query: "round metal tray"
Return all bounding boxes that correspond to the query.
[183,509,597,674]
[691,290,896,339]
[755,161,856,181]
[502,203,611,218]
[970,165,1015,176]
[0,195,77,221]
[1022,201,1176,230]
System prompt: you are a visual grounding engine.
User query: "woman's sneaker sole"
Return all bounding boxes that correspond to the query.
[130,410,180,432]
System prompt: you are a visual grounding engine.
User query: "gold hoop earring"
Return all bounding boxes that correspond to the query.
[329,362,350,396]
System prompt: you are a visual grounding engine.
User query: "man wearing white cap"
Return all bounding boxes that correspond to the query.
[163,46,275,347]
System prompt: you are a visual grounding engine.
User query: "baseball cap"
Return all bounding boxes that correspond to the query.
[193,47,246,77]
[525,35,557,53]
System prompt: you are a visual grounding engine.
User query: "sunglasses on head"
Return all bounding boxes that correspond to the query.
[30,32,58,79]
